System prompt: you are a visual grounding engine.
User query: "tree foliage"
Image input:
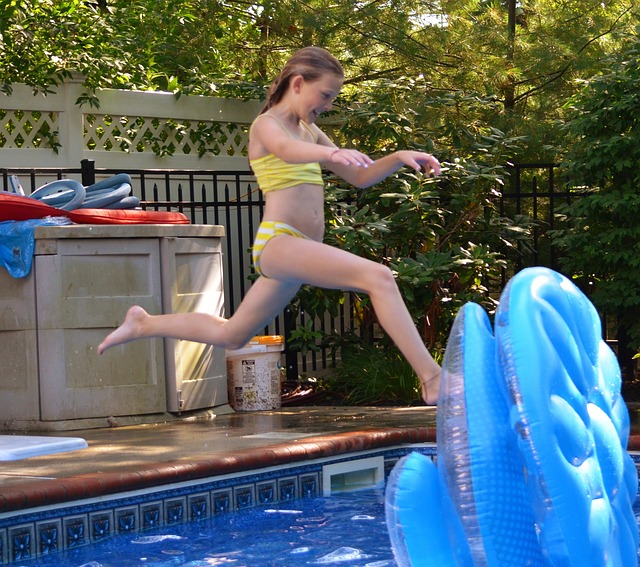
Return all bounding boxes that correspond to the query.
[552,29,640,375]
[1,1,637,137]
[425,1,638,159]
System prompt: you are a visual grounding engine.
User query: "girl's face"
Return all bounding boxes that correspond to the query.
[297,73,343,123]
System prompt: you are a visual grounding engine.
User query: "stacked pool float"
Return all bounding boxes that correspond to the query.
[28,173,140,210]
[0,173,189,277]
[385,267,638,567]
[0,173,188,224]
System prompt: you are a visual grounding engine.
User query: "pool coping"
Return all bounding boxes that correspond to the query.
[2,426,640,516]
[0,426,436,515]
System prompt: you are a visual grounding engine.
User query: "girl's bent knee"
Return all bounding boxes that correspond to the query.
[222,338,251,351]
[360,264,400,297]
[374,264,398,289]
[214,320,256,351]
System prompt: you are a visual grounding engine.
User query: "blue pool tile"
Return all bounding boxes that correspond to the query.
[234,485,255,510]
[212,489,232,514]
[278,476,298,501]
[62,515,88,549]
[384,458,399,479]
[35,520,61,555]
[9,524,34,562]
[89,511,113,542]
[165,497,186,524]
[140,501,163,530]
[0,527,6,565]
[187,492,210,521]
[300,473,319,497]
[114,506,138,534]
[256,481,276,504]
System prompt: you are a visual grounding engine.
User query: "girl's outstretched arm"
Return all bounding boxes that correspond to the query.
[326,149,441,188]
[312,126,440,187]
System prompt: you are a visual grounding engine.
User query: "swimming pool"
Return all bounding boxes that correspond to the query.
[19,480,640,566]
[0,441,433,564]
[23,488,394,566]
[2,443,639,565]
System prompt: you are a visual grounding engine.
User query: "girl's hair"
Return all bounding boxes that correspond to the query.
[260,47,344,114]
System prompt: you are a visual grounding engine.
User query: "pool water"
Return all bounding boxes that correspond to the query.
[21,488,640,566]
[25,488,395,566]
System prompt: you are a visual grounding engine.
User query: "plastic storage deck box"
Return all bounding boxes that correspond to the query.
[0,224,226,429]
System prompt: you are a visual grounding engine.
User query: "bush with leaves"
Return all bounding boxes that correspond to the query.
[551,29,640,379]
[288,84,536,404]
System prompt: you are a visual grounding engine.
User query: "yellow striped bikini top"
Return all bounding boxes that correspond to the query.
[249,114,324,193]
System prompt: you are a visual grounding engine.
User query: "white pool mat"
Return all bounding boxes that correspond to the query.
[0,435,88,461]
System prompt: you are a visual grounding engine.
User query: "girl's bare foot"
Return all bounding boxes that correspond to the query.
[421,369,441,406]
[98,305,149,354]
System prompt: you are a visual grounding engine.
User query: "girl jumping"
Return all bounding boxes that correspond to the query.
[99,46,442,404]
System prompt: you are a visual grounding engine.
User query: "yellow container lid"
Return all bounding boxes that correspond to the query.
[246,335,284,346]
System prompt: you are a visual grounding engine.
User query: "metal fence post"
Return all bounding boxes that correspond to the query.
[284,305,299,381]
[81,159,96,186]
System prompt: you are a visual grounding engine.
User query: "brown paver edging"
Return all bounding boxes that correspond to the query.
[0,427,436,514]
[627,434,640,452]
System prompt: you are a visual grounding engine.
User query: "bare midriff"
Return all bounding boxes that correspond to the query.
[261,183,325,241]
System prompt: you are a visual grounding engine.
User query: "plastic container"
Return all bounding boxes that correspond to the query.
[226,336,284,411]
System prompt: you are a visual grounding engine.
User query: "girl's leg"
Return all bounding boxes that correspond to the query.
[259,236,441,404]
[98,276,301,354]
[100,233,440,403]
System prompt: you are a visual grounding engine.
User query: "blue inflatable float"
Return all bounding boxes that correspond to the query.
[29,173,139,210]
[385,267,638,566]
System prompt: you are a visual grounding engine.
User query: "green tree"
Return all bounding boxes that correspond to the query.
[427,1,638,159]
[3,1,635,124]
[0,0,259,98]
[552,29,640,380]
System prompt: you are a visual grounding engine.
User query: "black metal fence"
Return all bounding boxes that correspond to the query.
[2,160,584,379]
[501,163,565,272]
[494,165,628,364]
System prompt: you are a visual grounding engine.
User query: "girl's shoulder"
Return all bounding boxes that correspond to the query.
[252,113,321,144]
[250,112,275,132]
[250,112,294,139]
[251,112,287,129]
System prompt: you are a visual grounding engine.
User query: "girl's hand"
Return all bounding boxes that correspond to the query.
[329,148,374,168]
[397,151,441,176]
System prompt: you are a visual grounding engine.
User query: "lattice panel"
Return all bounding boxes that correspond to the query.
[84,114,249,157]
[0,109,59,149]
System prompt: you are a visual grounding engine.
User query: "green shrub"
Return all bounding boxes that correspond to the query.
[320,340,421,406]
[288,86,536,402]
[552,30,640,378]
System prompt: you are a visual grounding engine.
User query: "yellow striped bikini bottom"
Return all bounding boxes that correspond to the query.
[252,221,310,277]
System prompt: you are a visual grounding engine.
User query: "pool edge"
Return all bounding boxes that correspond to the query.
[0,427,436,514]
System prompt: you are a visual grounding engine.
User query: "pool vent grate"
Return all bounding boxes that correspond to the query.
[322,456,384,495]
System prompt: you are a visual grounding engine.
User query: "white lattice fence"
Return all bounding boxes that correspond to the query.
[84,114,249,158]
[0,109,60,150]
[0,80,261,169]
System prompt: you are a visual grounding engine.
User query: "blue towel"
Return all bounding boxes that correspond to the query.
[0,217,72,278]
